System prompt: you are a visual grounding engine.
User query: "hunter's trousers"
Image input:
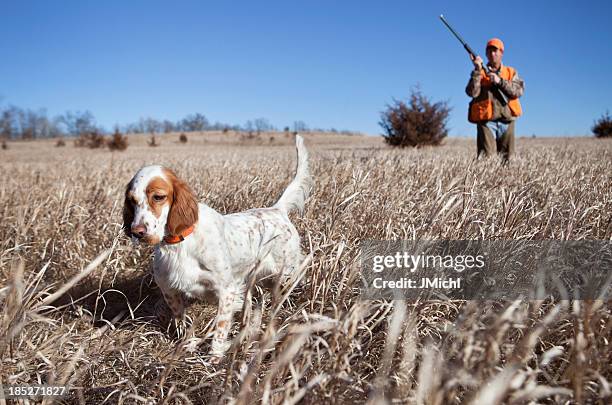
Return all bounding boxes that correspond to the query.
[476,120,515,162]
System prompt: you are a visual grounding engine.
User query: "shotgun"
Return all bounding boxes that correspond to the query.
[439,14,508,105]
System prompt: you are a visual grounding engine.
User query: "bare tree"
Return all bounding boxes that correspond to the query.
[33,109,53,138]
[293,120,309,132]
[18,109,40,139]
[253,117,273,134]
[0,106,64,139]
[59,110,97,136]
[0,106,18,139]
[162,120,175,133]
[123,123,140,134]
[181,113,209,132]
[143,117,162,134]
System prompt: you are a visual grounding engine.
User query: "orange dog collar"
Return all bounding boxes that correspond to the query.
[163,225,195,244]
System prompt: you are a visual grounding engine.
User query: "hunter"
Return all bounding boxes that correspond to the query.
[466,38,524,162]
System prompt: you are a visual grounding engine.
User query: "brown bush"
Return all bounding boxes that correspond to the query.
[55,138,66,147]
[592,111,612,138]
[148,136,159,147]
[240,131,261,142]
[75,131,106,149]
[107,130,128,151]
[179,133,188,143]
[380,87,450,148]
[1,140,7,150]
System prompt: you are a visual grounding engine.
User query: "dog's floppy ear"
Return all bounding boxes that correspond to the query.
[165,169,199,235]
[122,181,135,238]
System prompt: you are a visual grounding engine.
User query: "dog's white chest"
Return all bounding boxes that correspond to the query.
[153,249,208,298]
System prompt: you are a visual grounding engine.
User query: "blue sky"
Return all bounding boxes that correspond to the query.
[1,0,611,136]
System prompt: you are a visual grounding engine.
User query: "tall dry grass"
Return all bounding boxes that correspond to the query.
[0,133,610,404]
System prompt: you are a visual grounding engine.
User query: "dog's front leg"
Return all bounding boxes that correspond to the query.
[210,282,244,361]
[160,288,187,338]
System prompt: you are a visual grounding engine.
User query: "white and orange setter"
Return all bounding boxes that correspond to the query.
[122,135,311,359]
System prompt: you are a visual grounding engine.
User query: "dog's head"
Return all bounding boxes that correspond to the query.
[123,166,198,245]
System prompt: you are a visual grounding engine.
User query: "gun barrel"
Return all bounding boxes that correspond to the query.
[439,14,508,105]
[439,15,469,51]
[440,15,480,61]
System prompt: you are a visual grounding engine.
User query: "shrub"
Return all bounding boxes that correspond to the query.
[179,133,188,143]
[148,136,159,147]
[1,140,7,150]
[379,87,451,147]
[241,131,259,141]
[75,131,106,149]
[592,111,612,138]
[107,130,128,151]
[55,138,66,147]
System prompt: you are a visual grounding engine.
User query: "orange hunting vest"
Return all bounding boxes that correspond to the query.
[468,66,522,123]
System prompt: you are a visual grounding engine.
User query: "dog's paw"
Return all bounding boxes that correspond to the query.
[182,337,204,353]
[172,318,189,339]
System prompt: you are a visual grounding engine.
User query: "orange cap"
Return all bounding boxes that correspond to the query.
[486,38,504,52]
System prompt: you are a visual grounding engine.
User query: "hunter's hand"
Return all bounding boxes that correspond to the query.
[488,72,501,84]
[470,55,483,70]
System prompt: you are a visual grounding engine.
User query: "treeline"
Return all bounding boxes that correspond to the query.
[0,104,360,140]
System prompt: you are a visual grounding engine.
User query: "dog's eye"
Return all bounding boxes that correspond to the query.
[153,195,166,202]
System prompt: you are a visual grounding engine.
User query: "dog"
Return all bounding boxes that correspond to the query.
[122,135,310,359]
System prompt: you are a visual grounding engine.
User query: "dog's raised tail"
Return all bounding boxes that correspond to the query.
[274,134,312,214]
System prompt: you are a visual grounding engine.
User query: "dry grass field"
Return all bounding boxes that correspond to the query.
[1,132,611,404]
